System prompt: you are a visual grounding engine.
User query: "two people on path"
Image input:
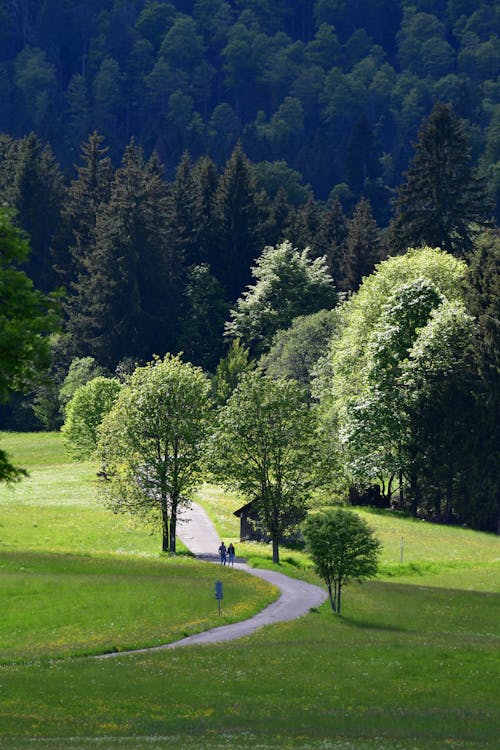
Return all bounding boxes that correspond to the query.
[219,541,236,565]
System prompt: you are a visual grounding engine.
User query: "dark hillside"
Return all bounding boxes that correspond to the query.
[0,0,498,218]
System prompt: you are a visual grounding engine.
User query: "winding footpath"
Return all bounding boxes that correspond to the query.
[98,503,327,658]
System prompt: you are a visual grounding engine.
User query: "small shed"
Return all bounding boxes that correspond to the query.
[233,500,269,542]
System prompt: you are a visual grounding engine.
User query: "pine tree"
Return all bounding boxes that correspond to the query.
[55,131,113,289]
[345,114,380,194]
[390,102,490,257]
[214,143,266,301]
[288,197,323,251]
[339,197,384,292]
[192,155,219,270]
[167,151,201,270]
[310,197,347,284]
[176,264,229,372]
[68,139,175,368]
[266,186,293,247]
[65,74,91,160]
[0,133,64,291]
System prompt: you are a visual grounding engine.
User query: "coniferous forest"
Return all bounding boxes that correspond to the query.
[0,0,498,533]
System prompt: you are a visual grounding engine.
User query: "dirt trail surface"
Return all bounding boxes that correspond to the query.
[98,502,326,658]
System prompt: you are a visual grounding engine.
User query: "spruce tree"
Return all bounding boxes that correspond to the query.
[390,102,490,257]
[55,131,113,289]
[167,151,201,270]
[345,114,380,195]
[0,133,64,291]
[310,197,347,284]
[288,197,323,251]
[339,197,384,292]
[192,155,219,270]
[214,143,265,301]
[69,139,175,368]
[266,186,293,247]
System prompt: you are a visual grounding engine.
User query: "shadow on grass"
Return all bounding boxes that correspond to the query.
[339,615,409,633]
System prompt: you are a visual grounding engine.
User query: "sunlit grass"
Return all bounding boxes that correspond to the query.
[0,551,277,662]
[197,483,500,591]
[1,431,499,748]
[2,577,499,748]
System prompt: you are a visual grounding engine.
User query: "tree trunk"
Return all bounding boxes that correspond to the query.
[337,581,342,615]
[169,497,178,554]
[272,537,280,565]
[327,583,336,612]
[386,473,394,503]
[161,504,169,552]
[409,473,420,517]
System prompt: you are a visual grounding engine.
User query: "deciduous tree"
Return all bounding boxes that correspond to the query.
[62,376,122,460]
[225,240,336,354]
[304,507,381,614]
[209,371,319,564]
[98,355,212,553]
[0,207,60,481]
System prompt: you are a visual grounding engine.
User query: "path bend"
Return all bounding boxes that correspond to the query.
[98,502,326,657]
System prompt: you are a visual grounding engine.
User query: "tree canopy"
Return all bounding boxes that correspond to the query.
[225,240,337,354]
[97,354,212,553]
[208,370,320,563]
[0,207,60,481]
[62,376,122,461]
[304,507,381,614]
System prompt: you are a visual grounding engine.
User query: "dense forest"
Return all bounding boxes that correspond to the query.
[0,1,498,533]
[0,0,499,221]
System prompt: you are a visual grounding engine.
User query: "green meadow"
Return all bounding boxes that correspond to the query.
[1,432,499,750]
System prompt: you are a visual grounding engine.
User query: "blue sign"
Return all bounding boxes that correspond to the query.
[215,580,223,600]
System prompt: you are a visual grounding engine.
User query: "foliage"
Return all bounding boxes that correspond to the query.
[304,507,381,613]
[261,308,340,397]
[390,102,490,256]
[97,354,212,553]
[208,370,320,563]
[61,376,122,460]
[211,338,254,406]
[58,356,107,414]
[316,246,496,527]
[0,208,60,481]
[225,240,337,354]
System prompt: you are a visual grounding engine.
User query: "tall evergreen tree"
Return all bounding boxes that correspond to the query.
[339,197,384,292]
[176,264,229,372]
[288,197,323,251]
[192,155,219,270]
[345,114,380,195]
[266,186,293,247]
[390,102,490,257]
[55,131,113,290]
[0,133,64,291]
[213,143,265,301]
[68,139,175,368]
[310,197,347,284]
[167,151,201,270]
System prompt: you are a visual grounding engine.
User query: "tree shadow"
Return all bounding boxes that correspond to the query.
[338,615,410,633]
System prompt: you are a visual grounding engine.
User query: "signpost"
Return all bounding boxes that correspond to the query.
[215,580,223,616]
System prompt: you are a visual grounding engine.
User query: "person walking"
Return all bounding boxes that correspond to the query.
[218,541,227,565]
[227,542,235,566]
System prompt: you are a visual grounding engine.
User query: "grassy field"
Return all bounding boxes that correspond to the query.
[0,432,278,662]
[1,431,499,749]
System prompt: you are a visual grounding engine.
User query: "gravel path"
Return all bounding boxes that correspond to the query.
[98,502,326,658]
